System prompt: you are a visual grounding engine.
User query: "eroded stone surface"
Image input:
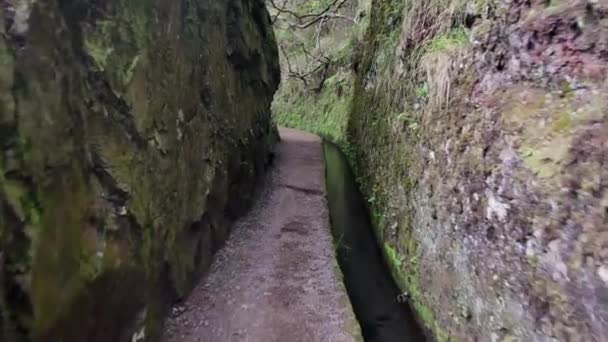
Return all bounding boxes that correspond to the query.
[349,0,608,340]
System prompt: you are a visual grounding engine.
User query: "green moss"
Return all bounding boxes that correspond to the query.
[2,180,27,221]
[78,251,103,282]
[384,243,404,270]
[519,135,571,179]
[424,29,468,54]
[382,236,450,341]
[140,221,157,277]
[82,18,120,72]
[84,34,114,72]
[83,0,151,87]
[1,177,42,236]
[552,113,571,132]
[30,163,92,336]
[405,273,449,340]
[2,0,279,339]
[502,86,606,182]
[0,39,15,135]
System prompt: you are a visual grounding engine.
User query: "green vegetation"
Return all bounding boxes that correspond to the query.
[383,243,403,270]
[2,0,280,339]
[333,232,351,252]
[269,0,364,150]
[384,235,449,340]
[424,29,468,53]
[273,73,353,145]
[420,28,470,108]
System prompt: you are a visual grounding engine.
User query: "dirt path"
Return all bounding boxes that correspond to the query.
[163,128,362,342]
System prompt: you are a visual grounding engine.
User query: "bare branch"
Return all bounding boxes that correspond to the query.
[295,13,355,29]
[269,0,355,91]
[267,0,353,28]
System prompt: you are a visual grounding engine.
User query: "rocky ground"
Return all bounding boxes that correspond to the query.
[162,128,362,342]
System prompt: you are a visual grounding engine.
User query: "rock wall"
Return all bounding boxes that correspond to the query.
[348,0,608,340]
[0,0,279,341]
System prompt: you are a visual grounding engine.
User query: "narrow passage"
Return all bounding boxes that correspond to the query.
[163,128,362,342]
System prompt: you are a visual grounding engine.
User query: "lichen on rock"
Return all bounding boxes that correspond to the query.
[348,0,608,340]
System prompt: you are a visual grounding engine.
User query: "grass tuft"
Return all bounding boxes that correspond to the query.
[420,29,470,108]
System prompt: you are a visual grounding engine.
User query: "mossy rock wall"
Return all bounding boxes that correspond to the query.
[349,0,608,340]
[0,0,279,341]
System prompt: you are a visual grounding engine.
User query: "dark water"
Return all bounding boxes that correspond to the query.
[323,142,426,342]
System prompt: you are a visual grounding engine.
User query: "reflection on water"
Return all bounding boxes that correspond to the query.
[323,142,426,342]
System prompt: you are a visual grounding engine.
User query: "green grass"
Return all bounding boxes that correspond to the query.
[419,28,470,108]
[384,243,404,270]
[272,72,353,149]
[424,29,468,53]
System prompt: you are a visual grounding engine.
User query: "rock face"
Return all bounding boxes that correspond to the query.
[0,0,279,341]
[349,0,608,341]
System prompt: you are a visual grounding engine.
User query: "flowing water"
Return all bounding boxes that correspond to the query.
[323,142,426,342]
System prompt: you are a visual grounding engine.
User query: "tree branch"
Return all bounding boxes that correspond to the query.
[269,0,354,92]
